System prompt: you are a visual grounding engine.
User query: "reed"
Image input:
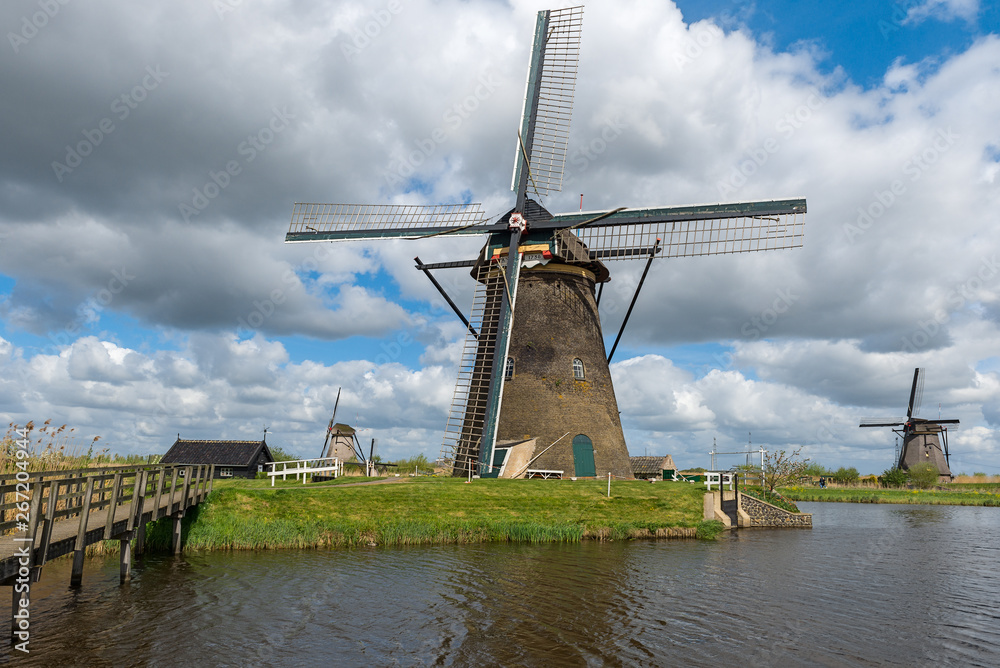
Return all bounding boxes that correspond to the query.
[0,421,155,474]
[781,486,1000,506]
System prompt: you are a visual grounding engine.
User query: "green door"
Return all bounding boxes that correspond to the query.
[572,435,596,477]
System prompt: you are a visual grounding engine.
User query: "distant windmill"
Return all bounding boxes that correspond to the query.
[286,6,806,478]
[319,386,342,458]
[860,368,959,481]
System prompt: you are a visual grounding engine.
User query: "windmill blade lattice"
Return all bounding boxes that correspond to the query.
[286,203,486,242]
[511,5,584,198]
[551,199,806,260]
[908,367,925,418]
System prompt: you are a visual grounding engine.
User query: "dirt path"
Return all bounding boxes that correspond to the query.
[326,477,412,488]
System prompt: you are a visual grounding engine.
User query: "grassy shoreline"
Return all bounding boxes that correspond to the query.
[780,485,1000,506]
[132,477,716,551]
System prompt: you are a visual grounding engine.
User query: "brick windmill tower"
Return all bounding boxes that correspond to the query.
[286,6,807,479]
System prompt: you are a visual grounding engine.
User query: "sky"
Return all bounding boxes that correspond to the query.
[1,0,999,474]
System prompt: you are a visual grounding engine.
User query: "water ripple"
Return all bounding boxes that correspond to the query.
[6,503,1000,667]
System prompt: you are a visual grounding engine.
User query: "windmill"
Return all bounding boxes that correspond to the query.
[859,368,959,481]
[285,6,806,478]
[319,386,342,458]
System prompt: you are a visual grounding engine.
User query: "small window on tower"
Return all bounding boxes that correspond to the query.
[573,358,585,380]
[505,357,515,380]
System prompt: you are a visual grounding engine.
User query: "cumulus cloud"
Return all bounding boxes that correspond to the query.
[0,1,996,473]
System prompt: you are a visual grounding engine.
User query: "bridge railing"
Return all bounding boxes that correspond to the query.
[0,464,213,537]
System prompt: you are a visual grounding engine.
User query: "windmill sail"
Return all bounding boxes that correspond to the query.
[551,199,806,259]
[511,6,584,201]
[907,367,925,419]
[286,202,486,242]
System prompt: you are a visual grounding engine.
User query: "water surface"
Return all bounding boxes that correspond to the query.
[7,503,998,666]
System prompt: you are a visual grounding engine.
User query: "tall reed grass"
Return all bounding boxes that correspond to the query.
[1,421,156,474]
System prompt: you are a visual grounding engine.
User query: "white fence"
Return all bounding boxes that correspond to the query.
[266,458,342,486]
[704,471,736,491]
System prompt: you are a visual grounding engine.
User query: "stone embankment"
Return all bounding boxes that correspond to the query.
[740,493,812,527]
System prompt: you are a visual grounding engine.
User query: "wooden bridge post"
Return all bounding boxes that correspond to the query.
[70,476,96,587]
[208,464,215,494]
[167,467,179,514]
[125,470,142,534]
[103,473,123,540]
[180,467,192,512]
[119,531,133,583]
[171,511,184,555]
[153,466,166,519]
[37,480,59,568]
[10,585,22,646]
[11,481,46,644]
[191,466,201,504]
[133,470,149,556]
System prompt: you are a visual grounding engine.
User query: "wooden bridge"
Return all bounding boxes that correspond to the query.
[0,463,214,645]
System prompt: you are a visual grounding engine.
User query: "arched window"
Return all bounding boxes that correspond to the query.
[505,357,515,380]
[572,358,585,380]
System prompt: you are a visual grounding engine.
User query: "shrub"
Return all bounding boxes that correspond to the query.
[830,466,859,484]
[879,467,908,488]
[907,462,939,489]
[973,471,987,477]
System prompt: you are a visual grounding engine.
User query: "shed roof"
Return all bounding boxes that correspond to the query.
[629,455,677,476]
[161,439,273,467]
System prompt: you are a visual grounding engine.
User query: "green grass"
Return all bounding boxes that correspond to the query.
[739,485,801,513]
[780,485,1000,506]
[142,477,709,551]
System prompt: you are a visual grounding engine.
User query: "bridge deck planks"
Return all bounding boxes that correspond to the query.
[0,482,202,584]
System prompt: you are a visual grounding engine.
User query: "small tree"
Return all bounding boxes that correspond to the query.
[879,467,908,488]
[907,462,939,489]
[762,448,810,493]
[830,466,859,485]
[268,445,299,462]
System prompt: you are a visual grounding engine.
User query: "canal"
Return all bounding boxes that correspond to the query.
[6,502,998,666]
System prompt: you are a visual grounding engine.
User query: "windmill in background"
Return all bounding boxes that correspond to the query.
[286,6,806,478]
[860,368,959,481]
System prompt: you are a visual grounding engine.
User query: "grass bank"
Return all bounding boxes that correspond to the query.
[138,477,711,551]
[780,485,1000,506]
